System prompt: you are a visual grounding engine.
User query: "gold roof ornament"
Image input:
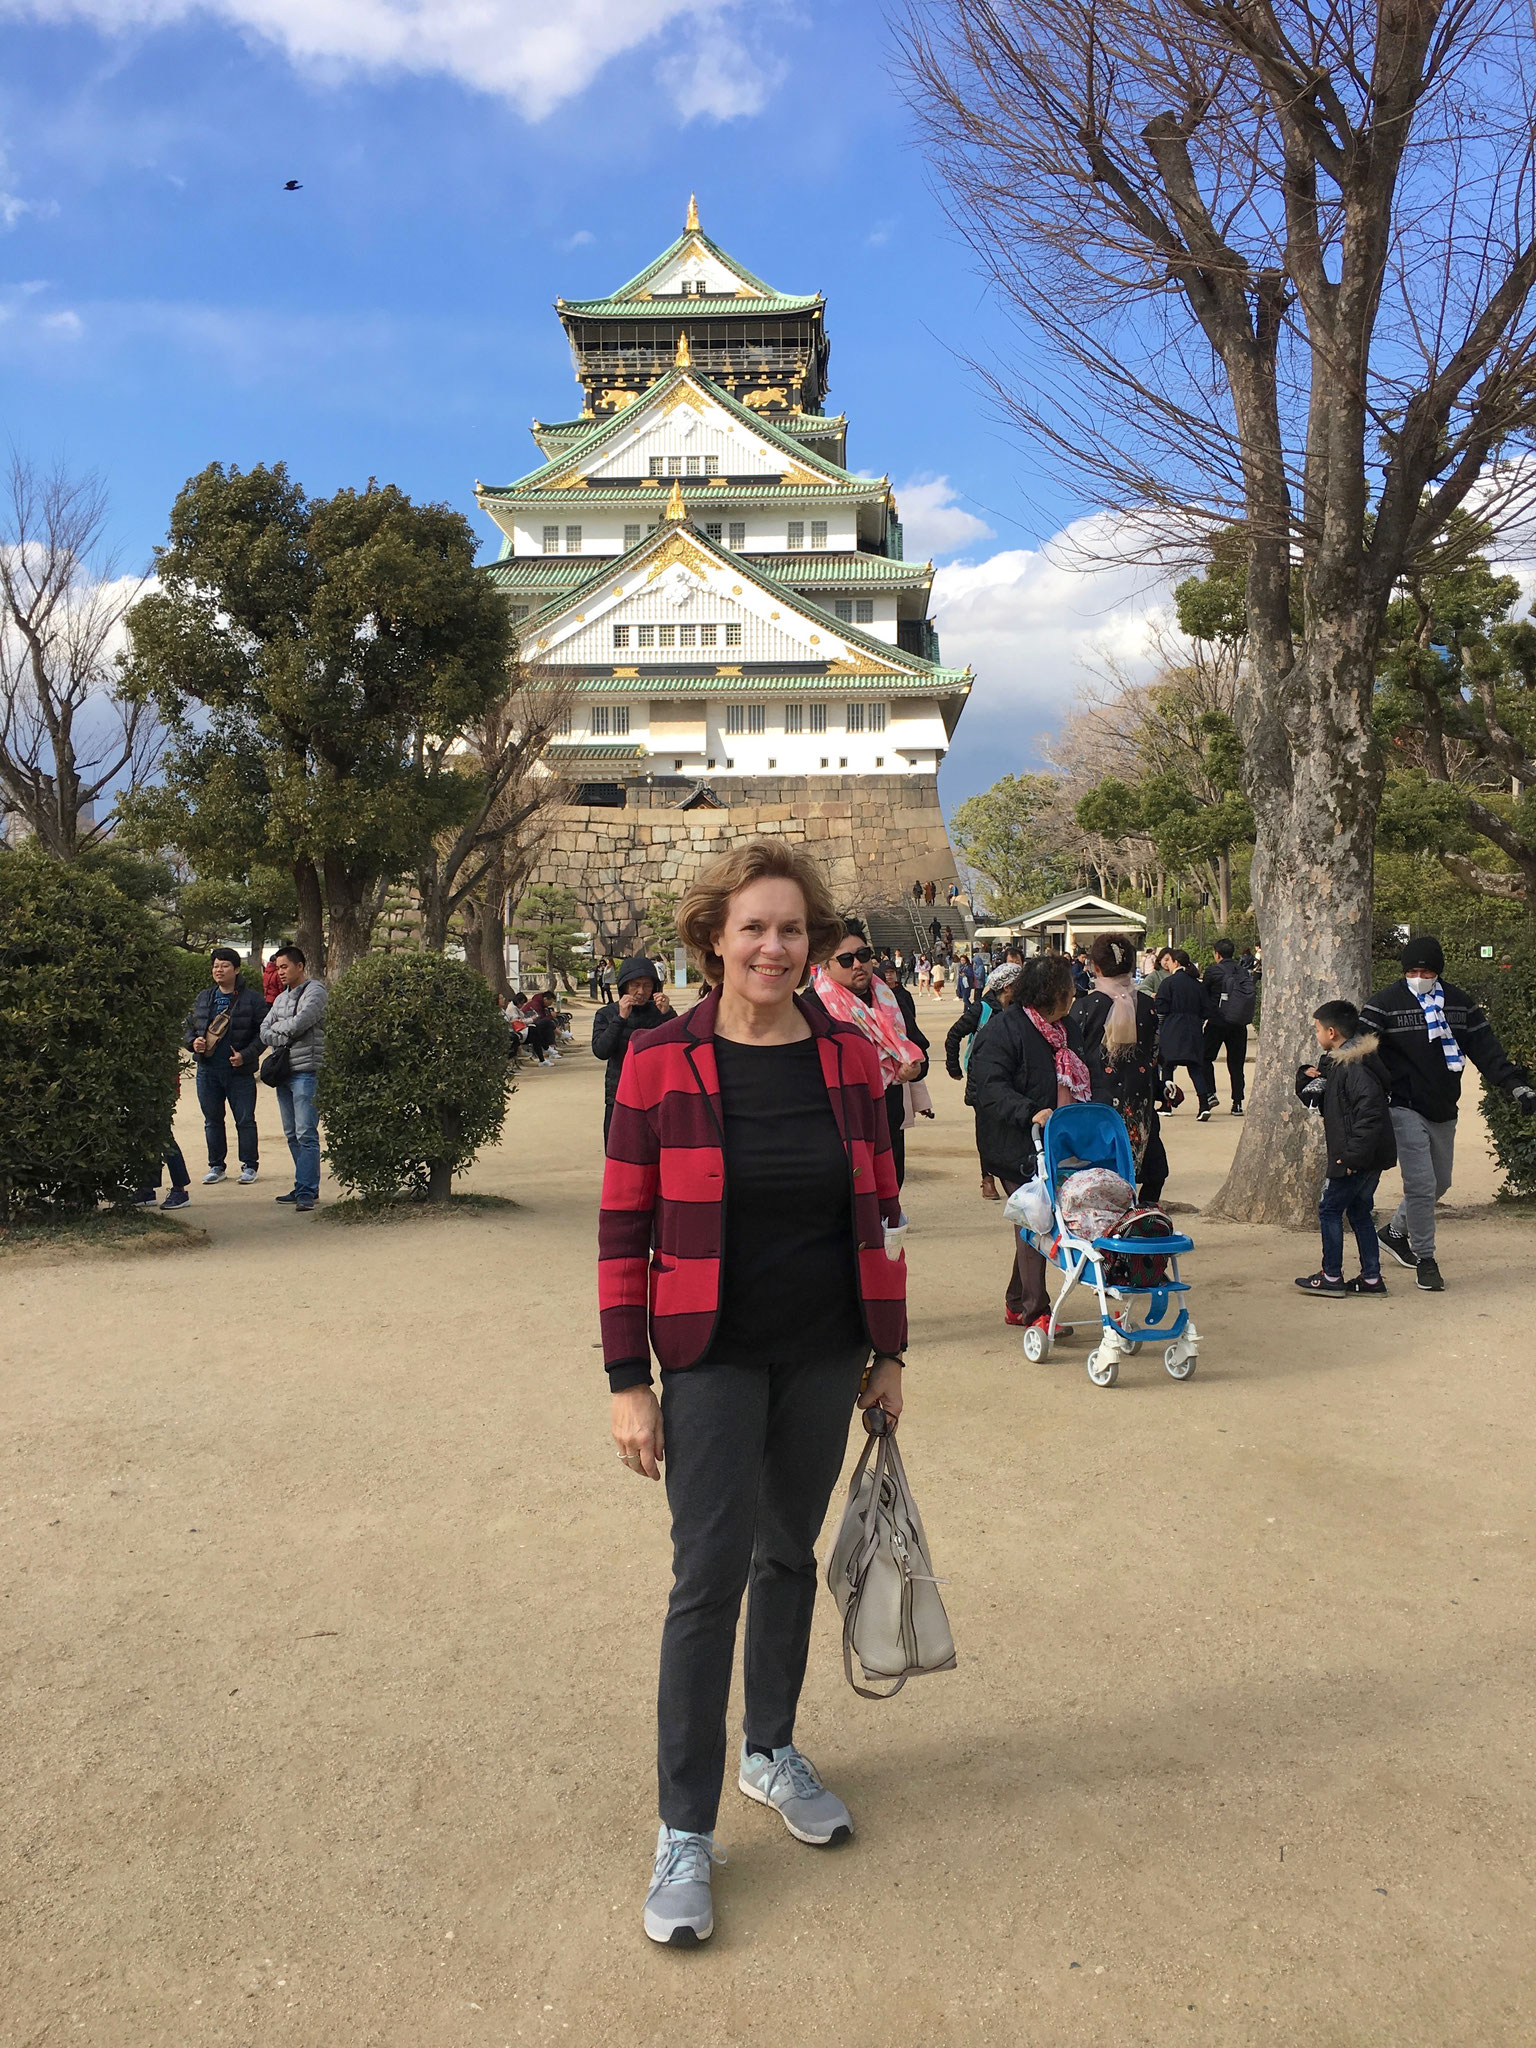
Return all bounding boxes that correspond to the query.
[686,192,700,232]
[664,479,687,522]
[675,330,692,368]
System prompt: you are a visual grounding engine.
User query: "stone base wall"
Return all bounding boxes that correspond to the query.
[531,773,960,946]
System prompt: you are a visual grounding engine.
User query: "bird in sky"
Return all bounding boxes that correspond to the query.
[283,180,302,191]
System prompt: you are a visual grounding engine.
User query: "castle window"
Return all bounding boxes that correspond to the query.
[700,624,717,646]
[565,525,582,553]
[704,456,720,476]
[614,706,629,735]
[726,757,734,768]
[648,457,664,478]
[784,703,803,734]
[726,704,744,735]
[725,622,742,646]
[747,705,765,735]
[856,598,874,624]
[679,624,696,647]
[592,706,610,735]
[667,456,683,476]
[510,604,530,621]
[658,624,676,648]
[704,522,722,542]
[728,521,746,548]
[542,526,559,554]
[875,756,883,767]
[613,625,630,648]
[768,757,776,768]
[834,600,853,623]
[846,703,866,733]
[820,756,829,768]
[811,521,827,550]
[555,708,571,736]
[687,456,701,476]
[839,756,848,768]
[870,702,887,732]
[809,703,827,734]
[637,624,656,647]
[624,524,641,547]
[787,521,805,551]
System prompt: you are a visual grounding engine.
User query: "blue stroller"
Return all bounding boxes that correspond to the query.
[1014,1102,1200,1387]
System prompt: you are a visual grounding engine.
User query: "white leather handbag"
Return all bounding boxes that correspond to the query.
[826,1409,956,1699]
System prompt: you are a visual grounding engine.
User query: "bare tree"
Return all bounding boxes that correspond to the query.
[902,0,1536,1220]
[0,458,156,856]
[414,670,574,968]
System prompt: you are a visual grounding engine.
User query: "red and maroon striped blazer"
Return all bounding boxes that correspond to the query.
[598,985,907,1375]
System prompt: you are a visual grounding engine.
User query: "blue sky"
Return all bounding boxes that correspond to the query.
[0,0,1172,803]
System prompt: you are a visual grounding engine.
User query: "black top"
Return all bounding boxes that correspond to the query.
[704,1035,865,1366]
[1360,977,1528,1123]
[965,1003,1085,1183]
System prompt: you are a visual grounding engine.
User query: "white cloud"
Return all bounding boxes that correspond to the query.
[39,308,84,337]
[0,0,780,121]
[897,476,995,561]
[563,229,596,249]
[866,219,895,248]
[933,512,1175,800]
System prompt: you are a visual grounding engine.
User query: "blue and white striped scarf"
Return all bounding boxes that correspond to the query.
[1413,979,1465,1072]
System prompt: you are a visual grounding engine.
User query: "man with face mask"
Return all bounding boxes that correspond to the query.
[1361,937,1536,1289]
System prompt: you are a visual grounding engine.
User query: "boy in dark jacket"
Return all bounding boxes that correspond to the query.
[592,955,673,1143]
[1293,1000,1398,1299]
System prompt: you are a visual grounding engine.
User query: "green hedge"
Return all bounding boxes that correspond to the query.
[1456,936,1536,1200]
[0,849,184,1216]
[318,951,512,1202]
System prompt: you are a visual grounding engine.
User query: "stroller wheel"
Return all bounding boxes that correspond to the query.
[1022,1324,1052,1363]
[1085,1345,1119,1388]
[1164,1343,1197,1380]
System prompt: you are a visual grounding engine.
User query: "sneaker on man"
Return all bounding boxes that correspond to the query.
[1196,1103,1212,1122]
[1294,1271,1347,1298]
[643,1826,724,1947]
[126,1187,157,1206]
[238,1165,259,1185]
[274,1190,300,1204]
[1376,1223,1414,1269]
[1416,1256,1445,1292]
[202,1166,226,1185]
[738,1742,852,1846]
[161,1189,191,1210]
[294,1198,317,1212]
[1230,1103,1244,1116]
[1344,1274,1387,1296]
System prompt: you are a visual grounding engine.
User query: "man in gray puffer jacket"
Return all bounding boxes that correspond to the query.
[259,944,329,1210]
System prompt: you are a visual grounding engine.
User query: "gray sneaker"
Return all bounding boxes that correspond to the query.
[738,1742,852,1846]
[202,1166,226,1185]
[238,1165,259,1185]
[643,1826,724,1947]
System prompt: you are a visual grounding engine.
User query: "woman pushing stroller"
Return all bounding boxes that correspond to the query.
[1070,932,1169,1207]
[966,952,1091,1334]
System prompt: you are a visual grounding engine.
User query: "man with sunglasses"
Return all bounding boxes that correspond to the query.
[809,920,928,1187]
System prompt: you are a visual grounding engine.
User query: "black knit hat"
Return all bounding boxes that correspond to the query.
[1400,935,1445,974]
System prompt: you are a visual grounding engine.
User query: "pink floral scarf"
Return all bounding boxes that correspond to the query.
[1023,1006,1093,1106]
[811,966,925,1088]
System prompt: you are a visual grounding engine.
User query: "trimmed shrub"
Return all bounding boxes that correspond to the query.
[0,848,184,1217]
[1457,935,1536,1201]
[318,951,512,1202]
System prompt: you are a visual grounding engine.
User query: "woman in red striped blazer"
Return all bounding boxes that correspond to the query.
[600,837,907,1948]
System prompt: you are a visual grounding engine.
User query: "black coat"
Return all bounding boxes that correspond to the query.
[945,997,984,1078]
[1155,968,1207,1065]
[1071,987,1162,1105]
[1360,977,1527,1123]
[1202,957,1256,1025]
[183,983,268,1062]
[591,994,671,1105]
[1294,1034,1398,1175]
[966,1002,1083,1183]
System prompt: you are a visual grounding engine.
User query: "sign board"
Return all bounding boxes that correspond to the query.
[673,945,688,990]
[504,943,521,986]
[1481,945,1495,958]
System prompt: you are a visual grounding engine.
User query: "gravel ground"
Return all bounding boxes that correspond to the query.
[4,1002,1533,2047]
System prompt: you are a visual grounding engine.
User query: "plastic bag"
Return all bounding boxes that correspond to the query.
[1003,1176,1055,1234]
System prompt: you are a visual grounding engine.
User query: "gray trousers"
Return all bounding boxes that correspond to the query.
[656,1348,868,1833]
[1389,1107,1457,1257]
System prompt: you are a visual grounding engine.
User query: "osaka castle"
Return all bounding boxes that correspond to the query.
[475,198,971,788]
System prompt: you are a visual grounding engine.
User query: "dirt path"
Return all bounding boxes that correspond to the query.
[4,1003,1533,2047]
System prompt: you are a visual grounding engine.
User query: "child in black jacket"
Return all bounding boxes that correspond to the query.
[1294,999,1398,1299]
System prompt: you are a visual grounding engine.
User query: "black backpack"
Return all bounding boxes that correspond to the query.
[1219,963,1255,1026]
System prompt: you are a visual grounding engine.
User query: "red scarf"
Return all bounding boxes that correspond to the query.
[1024,1007,1093,1105]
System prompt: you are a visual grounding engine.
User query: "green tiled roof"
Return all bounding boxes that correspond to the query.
[485,552,930,593]
[546,741,647,759]
[601,226,785,302]
[482,480,877,506]
[478,369,881,498]
[561,293,822,319]
[563,672,968,696]
[499,515,963,690]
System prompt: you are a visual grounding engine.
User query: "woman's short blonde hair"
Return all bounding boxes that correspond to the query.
[677,838,845,986]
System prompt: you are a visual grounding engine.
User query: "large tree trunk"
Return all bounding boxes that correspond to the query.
[418,868,451,953]
[322,854,376,979]
[481,860,513,1002]
[294,857,326,977]
[1206,632,1381,1224]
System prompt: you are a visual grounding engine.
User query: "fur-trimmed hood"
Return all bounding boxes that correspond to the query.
[1328,1031,1381,1066]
